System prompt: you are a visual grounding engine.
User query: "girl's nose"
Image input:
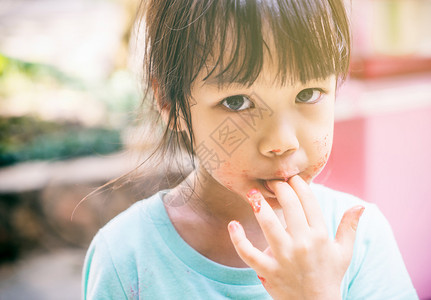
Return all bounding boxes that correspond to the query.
[257,115,299,158]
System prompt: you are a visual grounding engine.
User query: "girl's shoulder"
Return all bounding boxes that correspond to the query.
[82,190,178,299]
[311,184,418,299]
[310,183,368,208]
[309,183,382,238]
[311,183,374,217]
[91,190,170,257]
[100,191,163,231]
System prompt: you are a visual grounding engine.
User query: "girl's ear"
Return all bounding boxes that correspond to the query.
[152,79,170,125]
[152,79,187,132]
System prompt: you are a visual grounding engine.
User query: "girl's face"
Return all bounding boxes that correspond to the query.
[188,64,336,208]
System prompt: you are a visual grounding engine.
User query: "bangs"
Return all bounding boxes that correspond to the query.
[145,0,350,101]
[141,0,350,170]
[189,0,350,89]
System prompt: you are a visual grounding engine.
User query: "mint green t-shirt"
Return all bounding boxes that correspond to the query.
[82,184,418,299]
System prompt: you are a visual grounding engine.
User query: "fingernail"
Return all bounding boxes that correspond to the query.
[228,220,240,232]
[246,188,262,213]
[353,205,365,215]
[351,206,365,231]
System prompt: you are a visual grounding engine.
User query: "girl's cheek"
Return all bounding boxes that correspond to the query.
[312,150,330,173]
[303,134,332,182]
[211,157,250,192]
[302,150,330,183]
[217,160,238,176]
[214,162,236,189]
[313,134,331,152]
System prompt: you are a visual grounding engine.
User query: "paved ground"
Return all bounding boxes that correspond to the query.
[0,248,86,300]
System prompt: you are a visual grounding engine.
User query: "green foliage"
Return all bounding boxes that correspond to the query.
[0,116,122,167]
[0,53,142,128]
[0,54,143,167]
[0,53,82,87]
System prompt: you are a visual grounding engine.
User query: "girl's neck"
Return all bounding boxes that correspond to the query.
[162,169,271,267]
[174,169,259,225]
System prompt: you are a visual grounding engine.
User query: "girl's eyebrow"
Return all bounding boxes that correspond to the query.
[202,76,244,85]
[201,74,336,89]
[200,77,247,88]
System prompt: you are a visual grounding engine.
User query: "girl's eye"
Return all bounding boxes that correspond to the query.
[295,88,325,104]
[221,95,254,111]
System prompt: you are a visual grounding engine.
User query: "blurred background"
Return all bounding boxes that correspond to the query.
[0,0,430,299]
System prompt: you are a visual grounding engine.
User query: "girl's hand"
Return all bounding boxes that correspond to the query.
[227,175,364,300]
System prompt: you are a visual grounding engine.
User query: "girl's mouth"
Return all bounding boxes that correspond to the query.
[260,174,299,196]
[262,180,275,195]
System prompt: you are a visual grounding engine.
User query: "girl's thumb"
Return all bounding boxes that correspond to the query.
[335,205,365,255]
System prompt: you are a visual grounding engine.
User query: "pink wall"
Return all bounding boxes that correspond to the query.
[315,107,431,299]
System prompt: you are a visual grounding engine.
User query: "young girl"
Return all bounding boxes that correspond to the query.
[82,0,418,299]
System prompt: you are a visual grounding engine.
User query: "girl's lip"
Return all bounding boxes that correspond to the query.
[262,180,275,195]
[260,174,299,195]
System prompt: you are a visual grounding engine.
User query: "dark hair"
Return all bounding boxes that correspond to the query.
[140,0,351,173]
[73,0,351,213]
